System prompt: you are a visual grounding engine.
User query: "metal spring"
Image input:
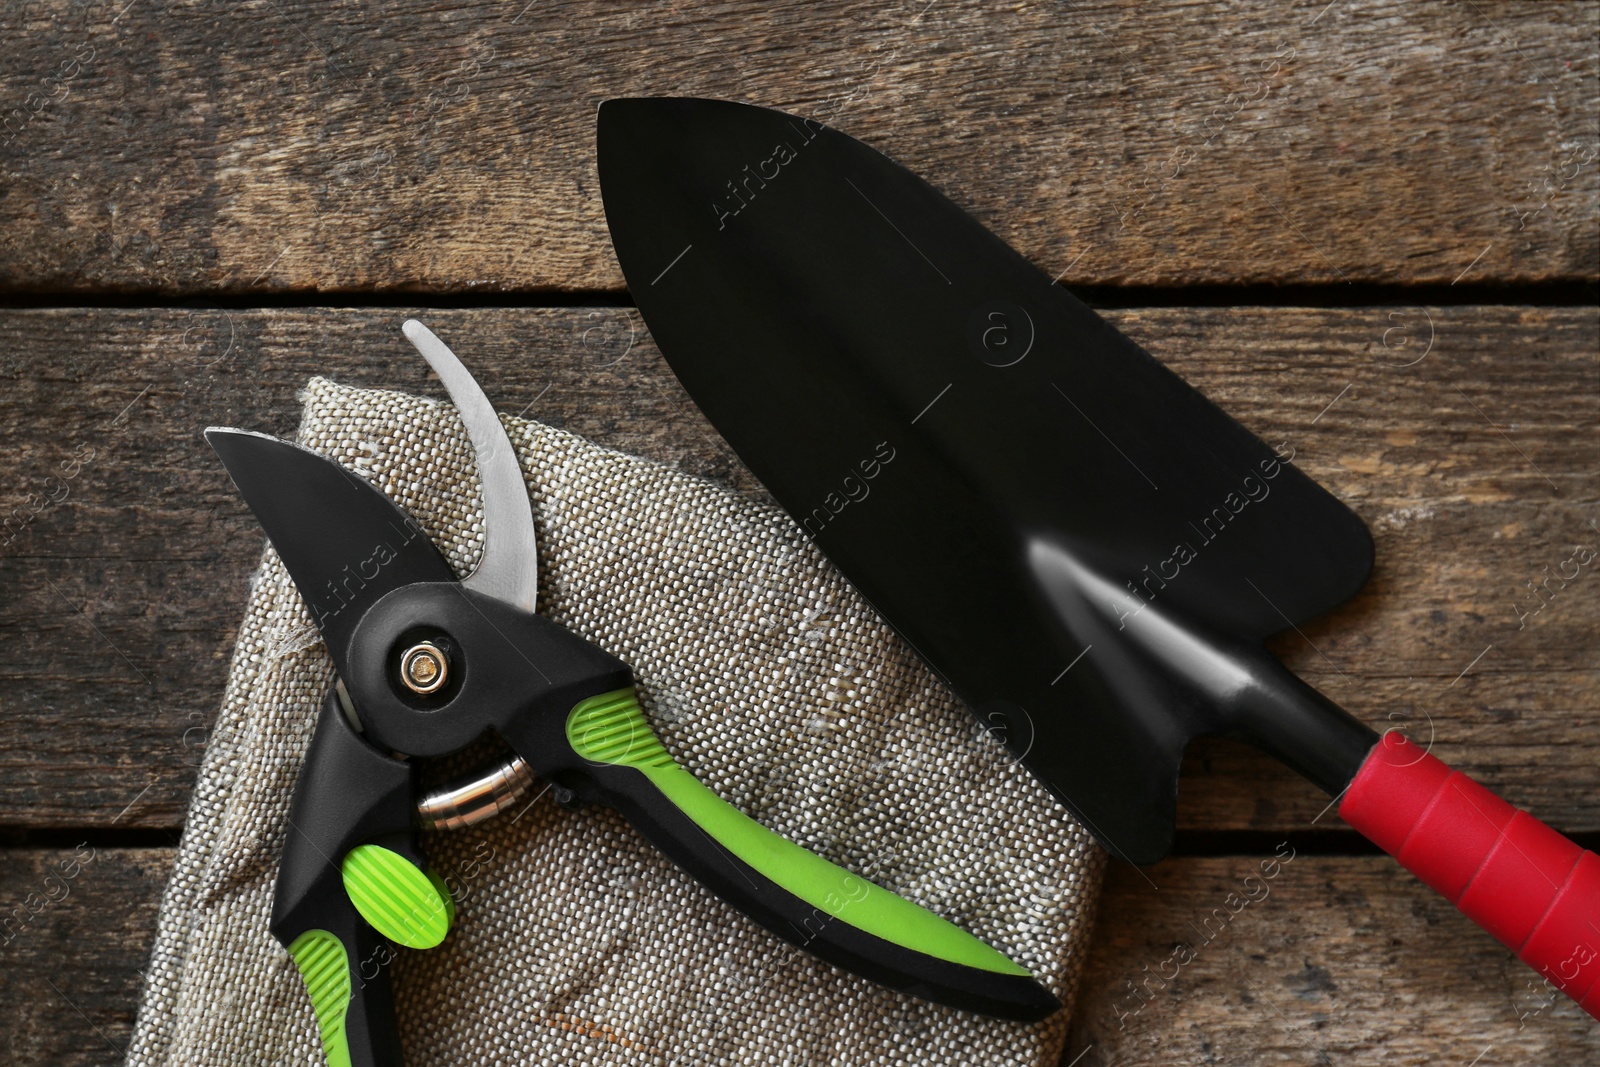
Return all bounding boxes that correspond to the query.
[415,756,537,832]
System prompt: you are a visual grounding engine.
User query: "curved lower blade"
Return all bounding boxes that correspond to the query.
[206,428,457,678]
[403,320,539,614]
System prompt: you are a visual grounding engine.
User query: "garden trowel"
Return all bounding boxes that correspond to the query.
[596,96,1599,1017]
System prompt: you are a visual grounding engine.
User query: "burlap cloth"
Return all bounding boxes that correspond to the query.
[127,374,1104,1067]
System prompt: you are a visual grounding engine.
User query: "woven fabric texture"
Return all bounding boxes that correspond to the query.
[127,375,1104,1067]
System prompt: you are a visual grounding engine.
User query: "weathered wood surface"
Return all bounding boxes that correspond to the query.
[0,305,1594,835]
[3,1,1595,1061]
[5,848,1596,1065]
[1,0,1596,294]
[1065,856,1600,1064]
[0,848,173,1067]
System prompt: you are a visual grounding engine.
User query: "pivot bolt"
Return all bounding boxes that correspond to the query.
[400,641,449,695]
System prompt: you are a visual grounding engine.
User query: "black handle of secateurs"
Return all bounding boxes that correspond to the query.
[502,683,1059,1022]
[270,690,421,1067]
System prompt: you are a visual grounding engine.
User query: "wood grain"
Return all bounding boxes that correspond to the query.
[0,847,174,1067]
[2,3,1594,1061]
[4,847,1594,1065]
[1065,856,1600,1065]
[1,0,1595,294]
[0,305,1593,834]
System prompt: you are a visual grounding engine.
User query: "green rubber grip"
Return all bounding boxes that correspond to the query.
[341,846,454,949]
[284,852,453,1067]
[566,688,1030,977]
[287,930,355,1067]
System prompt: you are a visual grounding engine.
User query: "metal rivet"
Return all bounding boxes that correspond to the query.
[400,642,449,695]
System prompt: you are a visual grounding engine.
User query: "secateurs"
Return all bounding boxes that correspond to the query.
[206,321,1055,1067]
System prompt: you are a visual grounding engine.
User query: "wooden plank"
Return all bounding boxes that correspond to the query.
[0,847,173,1066]
[1065,856,1600,1065]
[1146,304,1600,834]
[3,847,1593,1064]
[0,305,1593,833]
[0,0,1595,294]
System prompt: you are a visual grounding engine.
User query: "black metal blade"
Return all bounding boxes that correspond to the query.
[206,428,457,679]
[598,98,1376,863]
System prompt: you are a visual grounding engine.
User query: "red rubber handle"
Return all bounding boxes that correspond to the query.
[1339,733,1600,1019]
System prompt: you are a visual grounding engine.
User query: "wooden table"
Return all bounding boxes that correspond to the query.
[2,2,1595,1063]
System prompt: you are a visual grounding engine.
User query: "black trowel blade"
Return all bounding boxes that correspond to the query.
[597,97,1373,863]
